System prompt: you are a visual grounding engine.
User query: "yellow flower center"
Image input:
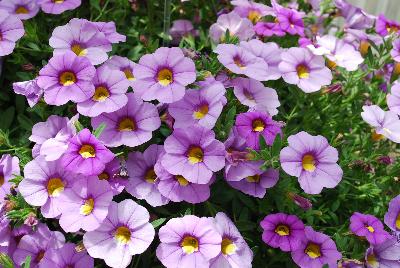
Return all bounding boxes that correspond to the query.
[59,71,77,86]
[15,6,29,14]
[0,175,4,187]
[396,213,400,230]
[80,198,94,215]
[275,224,290,236]
[366,253,378,267]
[79,144,96,159]
[305,243,321,259]
[327,59,337,69]
[193,104,209,119]
[359,40,370,56]
[118,117,136,132]
[387,25,399,34]
[234,57,246,69]
[47,177,64,197]
[252,119,265,132]
[371,131,385,141]
[245,174,260,183]
[53,0,64,3]
[302,154,316,172]
[145,169,157,184]
[248,10,261,23]
[123,68,135,81]
[92,86,110,102]
[366,225,375,233]
[181,236,199,254]
[221,238,236,255]
[157,68,173,86]
[115,226,131,244]
[98,172,110,181]
[71,44,87,56]
[394,62,400,75]
[296,64,310,79]
[187,146,204,164]
[175,175,189,186]
[35,250,45,263]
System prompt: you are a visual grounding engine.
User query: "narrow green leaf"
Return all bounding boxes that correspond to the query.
[74,121,84,132]
[0,107,15,130]
[93,123,106,138]
[151,218,166,228]
[23,255,31,268]
[0,253,15,268]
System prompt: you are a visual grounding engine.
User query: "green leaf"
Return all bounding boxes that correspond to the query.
[271,134,282,157]
[151,218,166,228]
[74,121,84,132]
[0,107,15,130]
[0,253,15,268]
[93,123,106,138]
[17,114,33,131]
[258,135,268,150]
[23,255,31,268]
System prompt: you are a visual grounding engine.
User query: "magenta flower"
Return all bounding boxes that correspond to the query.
[0,10,24,56]
[91,93,160,147]
[97,158,127,195]
[161,125,225,184]
[50,18,112,65]
[125,144,170,207]
[40,243,94,268]
[280,131,343,194]
[13,79,43,107]
[254,21,285,37]
[388,83,400,115]
[231,0,272,23]
[83,200,155,268]
[384,195,400,234]
[279,47,332,93]
[0,0,39,20]
[260,213,305,252]
[365,237,400,268]
[169,80,226,129]
[210,212,253,268]
[376,14,400,37]
[0,154,20,200]
[104,56,136,87]
[209,11,254,43]
[132,47,196,103]
[275,7,305,36]
[350,212,390,245]
[90,21,126,44]
[38,0,81,14]
[291,226,342,268]
[77,65,129,117]
[156,215,222,268]
[37,51,96,105]
[61,128,114,176]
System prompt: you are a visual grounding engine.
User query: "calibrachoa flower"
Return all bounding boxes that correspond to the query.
[90,21,126,44]
[104,56,136,87]
[280,131,343,194]
[361,105,400,143]
[209,11,254,43]
[384,195,400,233]
[19,156,77,218]
[61,128,114,176]
[365,238,400,268]
[170,19,197,42]
[83,200,155,268]
[235,111,282,150]
[91,93,161,147]
[254,21,285,37]
[0,10,24,56]
[38,0,81,15]
[13,79,44,107]
[335,0,375,30]
[391,39,400,62]
[125,145,170,207]
[260,213,305,252]
[0,0,39,20]
[77,65,129,117]
[376,14,400,37]
[274,5,305,36]
[40,243,94,268]
[350,212,390,245]
[387,83,400,115]
[97,158,127,195]
[132,47,196,103]
[279,47,332,93]
[37,51,96,105]
[161,125,225,184]
[291,226,342,268]
[210,212,253,268]
[231,0,272,24]
[156,215,222,268]
[168,80,226,129]
[0,154,19,200]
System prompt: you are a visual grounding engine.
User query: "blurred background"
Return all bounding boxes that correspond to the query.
[348,0,399,19]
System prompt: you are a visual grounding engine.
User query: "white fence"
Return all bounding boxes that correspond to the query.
[348,0,400,20]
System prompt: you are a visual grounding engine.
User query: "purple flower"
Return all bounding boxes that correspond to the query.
[125,144,170,207]
[280,131,343,194]
[91,93,160,147]
[392,39,400,63]
[339,259,364,268]
[209,11,254,43]
[210,212,253,268]
[275,7,305,36]
[169,80,226,129]
[376,14,400,37]
[0,0,39,20]
[214,44,269,81]
[37,51,96,105]
[90,21,126,44]
[19,156,78,218]
[77,65,129,117]
[40,243,94,268]
[232,77,280,115]
[0,154,19,200]
[350,212,390,245]
[161,125,225,184]
[83,200,155,268]
[156,215,222,268]
[97,158,127,195]
[38,0,81,14]
[12,79,44,107]
[388,83,400,115]
[260,213,305,252]
[335,0,375,30]
[132,47,196,103]
[287,192,313,210]
[385,195,400,234]
[235,111,282,150]
[291,226,342,268]
[365,238,400,268]
[254,21,285,37]
[231,0,273,23]
[279,47,332,93]
[0,10,24,56]
[61,128,114,176]
[170,19,197,43]
[104,56,136,87]
[50,18,112,65]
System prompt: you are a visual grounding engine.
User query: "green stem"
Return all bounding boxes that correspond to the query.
[162,0,172,46]
[94,0,111,21]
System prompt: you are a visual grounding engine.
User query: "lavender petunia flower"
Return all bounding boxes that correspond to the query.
[376,14,400,37]
[365,238,400,268]
[91,93,160,147]
[125,144,170,207]
[0,0,39,20]
[161,125,225,184]
[61,128,114,176]
[280,131,343,194]
[132,47,196,103]
[37,51,96,105]
[13,79,44,107]
[0,154,19,200]
[388,83,400,115]
[50,18,112,65]
[291,226,342,268]
[97,158,127,195]
[170,19,197,43]
[90,21,126,44]
[231,0,273,24]
[104,56,136,87]
[40,243,94,268]
[83,200,155,268]
[210,212,253,268]
[260,213,305,252]
[350,212,390,245]
[209,11,254,43]
[392,39,400,63]
[335,0,375,30]
[77,65,129,117]
[279,47,332,93]
[38,0,81,15]
[156,215,222,268]
[0,10,24,56]
[385,195,400,234]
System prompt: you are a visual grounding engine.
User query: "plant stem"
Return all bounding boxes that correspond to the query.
[162,0,171,46]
